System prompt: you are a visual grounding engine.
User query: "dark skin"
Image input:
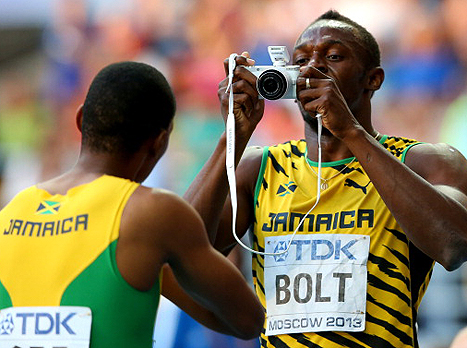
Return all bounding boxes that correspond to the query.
[36,106,264,340]
[184,19,467,271]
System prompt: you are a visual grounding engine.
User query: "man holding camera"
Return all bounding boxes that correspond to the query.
[184,10,467,348]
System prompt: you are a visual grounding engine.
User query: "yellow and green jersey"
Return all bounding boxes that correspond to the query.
[0,175,161,347]
[252,136,434,348]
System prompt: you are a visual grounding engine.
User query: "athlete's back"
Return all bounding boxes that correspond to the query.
[0,175,160,347]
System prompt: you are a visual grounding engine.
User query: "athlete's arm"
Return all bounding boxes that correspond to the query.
[297,65,467,271]
[160,265,230,334]
[160,264,259,336]
[184,53,264,252]
[402,143,467,266]
[185,143,263,254]
[160,192,264,339]
[342,130,467,271]
[119,188,264,339]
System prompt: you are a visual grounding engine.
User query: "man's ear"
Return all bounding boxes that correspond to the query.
[76,104,84,133]
[151,121,174,157]
[365,67,385,92]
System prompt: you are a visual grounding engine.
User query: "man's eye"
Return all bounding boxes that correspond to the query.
[295,58,308,66]
[327,54,342,61]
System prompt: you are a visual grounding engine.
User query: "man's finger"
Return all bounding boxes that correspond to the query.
[223,53,256,76]
[299,65,332,80]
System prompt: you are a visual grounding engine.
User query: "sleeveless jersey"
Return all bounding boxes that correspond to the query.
[252,136,434,348]
[0,175,161,347]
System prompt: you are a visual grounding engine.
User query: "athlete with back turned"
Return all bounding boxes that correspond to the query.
[0,61,264,348]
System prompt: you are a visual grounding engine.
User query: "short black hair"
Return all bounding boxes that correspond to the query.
[81,61,176,154]
[301,10,381,69]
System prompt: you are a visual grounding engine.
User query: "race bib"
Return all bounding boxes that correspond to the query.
[0,306,92,348]
[264,234,370,335]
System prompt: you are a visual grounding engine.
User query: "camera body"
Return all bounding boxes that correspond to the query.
[245,46,300,100]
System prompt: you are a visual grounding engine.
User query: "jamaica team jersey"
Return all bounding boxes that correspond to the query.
[0,175,161,348]
[252,136,434,348]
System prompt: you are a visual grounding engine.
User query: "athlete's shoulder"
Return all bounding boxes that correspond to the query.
[236,145,265,187]
[0,186,38,212]
[267,139,306,156]
[404,141,467,189]
[241,145,264,164]
[254,139,306,170]
[8,185,38,200]
[380,135,422,160]
[131,186,199,224]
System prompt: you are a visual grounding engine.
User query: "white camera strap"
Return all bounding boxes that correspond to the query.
[226,53,323,256]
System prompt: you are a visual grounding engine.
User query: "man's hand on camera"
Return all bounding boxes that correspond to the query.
[218,52,265,145]
[296,65,359,140]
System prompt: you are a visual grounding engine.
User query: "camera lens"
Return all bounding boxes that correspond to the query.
[257,69,288,100]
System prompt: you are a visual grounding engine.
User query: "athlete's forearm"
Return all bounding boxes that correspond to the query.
[161,265,263,339]
[343,127,467,270]
[184,133,234,243]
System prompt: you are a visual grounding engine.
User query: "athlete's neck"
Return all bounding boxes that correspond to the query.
[36,169,104,196]
[303,111,378,162]
[37,150,151,195]
[304,123,355,162]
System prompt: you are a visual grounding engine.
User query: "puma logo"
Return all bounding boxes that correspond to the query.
[344,178,371,194]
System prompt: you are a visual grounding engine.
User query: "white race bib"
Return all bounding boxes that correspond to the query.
[0,306,92,348]
[264,234,370,335]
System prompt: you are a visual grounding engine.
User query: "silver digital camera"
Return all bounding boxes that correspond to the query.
[246,46,300,100]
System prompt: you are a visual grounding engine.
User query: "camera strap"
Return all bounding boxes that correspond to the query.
[225,53,323,256]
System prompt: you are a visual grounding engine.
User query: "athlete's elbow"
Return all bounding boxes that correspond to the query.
[438,237,467,271]
[440,257,464,272]
[440,254,467,272]
[231,306,264,340]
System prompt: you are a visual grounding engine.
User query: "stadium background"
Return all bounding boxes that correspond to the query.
[0,0,466,347]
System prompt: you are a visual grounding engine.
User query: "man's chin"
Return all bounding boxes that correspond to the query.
[302,112,333,136]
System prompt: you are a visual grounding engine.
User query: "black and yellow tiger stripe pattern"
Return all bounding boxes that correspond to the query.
[252,136,434,348]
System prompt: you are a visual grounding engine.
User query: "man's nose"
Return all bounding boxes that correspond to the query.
[308,55,328,74]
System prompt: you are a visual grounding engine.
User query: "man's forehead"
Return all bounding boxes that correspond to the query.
[296,19,359,46]
[314,19,355,31]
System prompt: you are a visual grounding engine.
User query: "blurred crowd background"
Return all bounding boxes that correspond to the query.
[1,0,467,347]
